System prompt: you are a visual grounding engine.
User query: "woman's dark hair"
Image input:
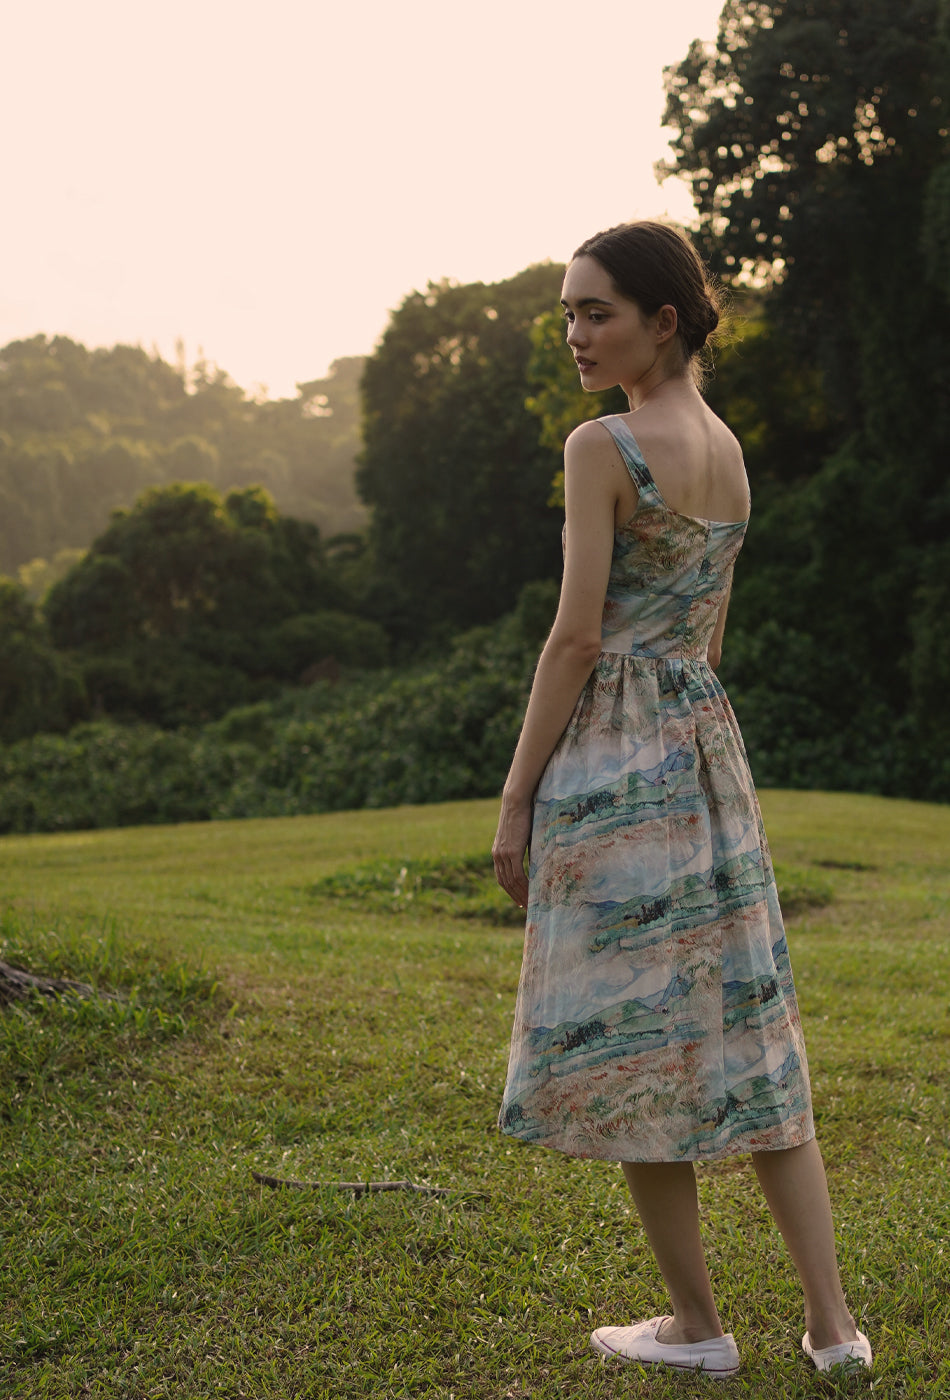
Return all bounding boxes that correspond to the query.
[573,221,721,362]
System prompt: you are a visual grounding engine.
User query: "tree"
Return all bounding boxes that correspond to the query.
[659,0,950,797]
[661,3,947,276]
[0,579,84,742]
[255,357,369,536]
[660,0,950,434]
[357,265,566,643]
[44,483,383,727]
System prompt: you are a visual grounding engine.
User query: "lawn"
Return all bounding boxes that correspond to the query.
[1,791,948,1398]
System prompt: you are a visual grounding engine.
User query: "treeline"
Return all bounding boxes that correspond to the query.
[0,339,367,584]
[0,258,569,757]
[1,0,948,832]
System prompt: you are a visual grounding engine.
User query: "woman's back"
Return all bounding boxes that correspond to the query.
[608,394,750,529]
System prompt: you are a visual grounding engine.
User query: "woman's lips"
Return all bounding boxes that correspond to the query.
[575,358,595,370]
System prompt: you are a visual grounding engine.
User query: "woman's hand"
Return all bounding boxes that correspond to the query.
[492,798,532,907]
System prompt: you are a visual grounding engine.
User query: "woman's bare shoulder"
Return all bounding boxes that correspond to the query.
[565,417,616,451]
[621,403,748,520]
[700,408,745,465]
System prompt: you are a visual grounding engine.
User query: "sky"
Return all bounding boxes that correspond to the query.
[2,0,725,399]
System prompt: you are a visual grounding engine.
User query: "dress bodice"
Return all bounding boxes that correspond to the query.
[594,416,748,661]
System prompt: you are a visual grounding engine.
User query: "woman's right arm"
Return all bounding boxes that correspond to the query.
[491,422,622,905]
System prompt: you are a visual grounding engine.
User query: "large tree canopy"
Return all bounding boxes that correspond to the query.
[357,264,566,643]
[41,483,384,728]
[660,0,950,793]
[661,0,950,431]
[661,1,947,283]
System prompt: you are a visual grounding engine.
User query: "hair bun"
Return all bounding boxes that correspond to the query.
[682,299,718,357]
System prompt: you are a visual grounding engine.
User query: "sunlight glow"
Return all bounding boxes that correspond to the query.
[1,0,724,396]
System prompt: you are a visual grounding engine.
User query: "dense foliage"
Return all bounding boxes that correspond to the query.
[0,583,557,835]
[0,337,366,582]
[358,264,566,642]
[662,0,950,792]
[1,484,384,738]
[0,579,85,745]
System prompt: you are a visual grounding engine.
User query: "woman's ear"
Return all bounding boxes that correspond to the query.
[656,304,678,343]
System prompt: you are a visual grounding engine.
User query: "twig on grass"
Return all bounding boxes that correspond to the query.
[251,1171,455,1197]
[0,959,115,1008]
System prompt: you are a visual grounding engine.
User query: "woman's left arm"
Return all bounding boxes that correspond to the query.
[492,422,621,905]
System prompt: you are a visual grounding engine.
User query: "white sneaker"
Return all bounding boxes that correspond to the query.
[802,1329,872,1372]
[591,1315,740,1378]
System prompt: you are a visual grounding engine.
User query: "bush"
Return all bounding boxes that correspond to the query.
[3,573,942,838]
[719,620,923,798]
[0,584,556,834]
[0,723,254,833]
[267,609,389,679]
[0,577,87,742]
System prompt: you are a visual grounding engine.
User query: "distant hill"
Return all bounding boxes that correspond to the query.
[0,335,367,588]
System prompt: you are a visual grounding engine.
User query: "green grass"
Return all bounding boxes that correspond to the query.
[0,791,948,1398]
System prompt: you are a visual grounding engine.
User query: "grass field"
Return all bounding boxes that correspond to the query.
[1,790,948,1398]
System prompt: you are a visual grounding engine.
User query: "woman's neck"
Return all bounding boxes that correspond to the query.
[625,369,699,414]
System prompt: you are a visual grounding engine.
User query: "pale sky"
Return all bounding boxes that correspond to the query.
[2,0,724,399]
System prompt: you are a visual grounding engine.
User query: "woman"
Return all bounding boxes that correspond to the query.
[492,221,870,1378]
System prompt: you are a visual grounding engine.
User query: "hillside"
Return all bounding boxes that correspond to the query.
[0,337,367,586]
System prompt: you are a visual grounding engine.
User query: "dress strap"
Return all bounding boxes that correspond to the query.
[598,415,659,501]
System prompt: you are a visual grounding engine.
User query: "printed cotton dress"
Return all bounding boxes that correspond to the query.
[500,415,815,1162]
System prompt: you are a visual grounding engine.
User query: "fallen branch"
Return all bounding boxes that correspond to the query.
[251,1171,452,1197]
[0,960,106,1008]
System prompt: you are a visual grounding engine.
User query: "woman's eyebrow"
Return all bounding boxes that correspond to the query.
[559,295,616,308]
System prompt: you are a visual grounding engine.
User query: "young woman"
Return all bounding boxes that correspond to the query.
[492,222,870,1378]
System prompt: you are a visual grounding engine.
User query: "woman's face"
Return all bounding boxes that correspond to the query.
[560,255,673,396]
